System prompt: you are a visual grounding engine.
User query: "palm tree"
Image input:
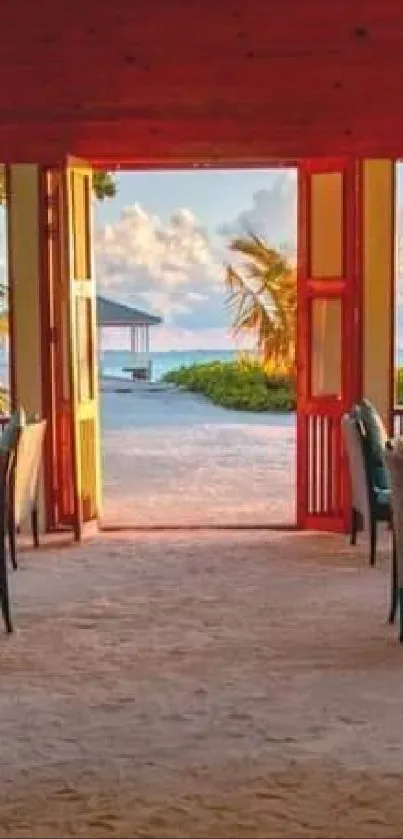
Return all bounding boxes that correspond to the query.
[92,170,117,200]
[225,233,296,373]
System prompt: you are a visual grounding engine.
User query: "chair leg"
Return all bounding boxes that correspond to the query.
[7,488,17,570]
[389,530,397,624]
[31,507,39,548]
[7,514,17,571]
[350,508,358,546]
[398,588,403,643]
[370,517,377,566]
[0,513,12,633]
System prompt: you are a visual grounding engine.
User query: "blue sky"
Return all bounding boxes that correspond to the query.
[95,169,297,351]
[97,169,295,232]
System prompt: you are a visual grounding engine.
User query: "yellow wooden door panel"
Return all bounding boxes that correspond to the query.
[64,160,101,538]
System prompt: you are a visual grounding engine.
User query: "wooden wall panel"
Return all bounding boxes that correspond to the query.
[362,160,395,431]
[0,1,403,161]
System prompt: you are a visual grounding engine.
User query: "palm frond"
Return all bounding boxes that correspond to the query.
[225,232,296,371]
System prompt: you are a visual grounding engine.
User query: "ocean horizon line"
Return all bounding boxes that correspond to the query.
[102,347,237,355]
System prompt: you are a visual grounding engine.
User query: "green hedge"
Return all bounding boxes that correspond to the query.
[163,360,296,412]
[163,363,403,413]
[397,368,403,405]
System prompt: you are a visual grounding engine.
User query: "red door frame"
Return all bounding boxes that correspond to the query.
[6,157,368,535]
[297,158,362,531]
[40,158,362,535]
[38,165,77,532]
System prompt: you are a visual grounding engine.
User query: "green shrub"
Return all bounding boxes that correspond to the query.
[163,360,295,413]
[397,368,403,405]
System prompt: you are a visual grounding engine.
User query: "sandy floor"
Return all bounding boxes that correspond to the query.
[100,385,295,527]
[1,527,402,837]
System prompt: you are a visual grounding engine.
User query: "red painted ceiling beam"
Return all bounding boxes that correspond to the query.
[1,114,403,165]
[1,0,403,161]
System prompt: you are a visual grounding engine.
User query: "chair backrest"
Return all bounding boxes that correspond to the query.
[341,412,371,531]
[355,398,390,491]
[0,447,15,518]
[0,407,26,455]
[13,420,46,526]
[385,446,403,585]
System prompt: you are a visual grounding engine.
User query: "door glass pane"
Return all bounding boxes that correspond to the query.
[76,297,94,402]
[311,298,342,397]
[71,171,91,280]
[310,172,343,277]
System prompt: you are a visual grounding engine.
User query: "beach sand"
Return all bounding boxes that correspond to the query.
[0,528,401,837]
[100,384,295,527]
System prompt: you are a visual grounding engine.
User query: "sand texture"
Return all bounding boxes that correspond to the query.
[101,386,295,527]
[0,528,401,837]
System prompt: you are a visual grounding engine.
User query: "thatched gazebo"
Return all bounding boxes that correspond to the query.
[96,295,162,381]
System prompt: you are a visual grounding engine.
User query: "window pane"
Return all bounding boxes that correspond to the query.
[311,298,342,397]
[71,171,91,280]
[310,172,343,278]
[76,297,94,402]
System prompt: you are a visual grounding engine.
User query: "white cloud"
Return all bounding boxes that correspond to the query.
[95,203,230,347]
[94,180,299,349]
[94,176,299,343]
[218,171,297,257]
[95,203,223,320]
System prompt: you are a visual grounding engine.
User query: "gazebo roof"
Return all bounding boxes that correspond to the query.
[96,295,162,328]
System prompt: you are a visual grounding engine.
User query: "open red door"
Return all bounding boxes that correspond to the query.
[296,159,361,531]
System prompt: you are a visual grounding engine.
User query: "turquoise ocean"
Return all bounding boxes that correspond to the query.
[99,349,238,382]
[1,344,403,388]
[0,348,240,389]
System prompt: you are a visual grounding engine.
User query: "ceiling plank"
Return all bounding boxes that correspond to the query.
[0,0,403,161]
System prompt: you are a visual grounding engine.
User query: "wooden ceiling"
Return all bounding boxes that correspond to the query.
[1,0,403,166]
